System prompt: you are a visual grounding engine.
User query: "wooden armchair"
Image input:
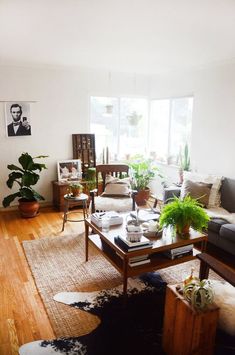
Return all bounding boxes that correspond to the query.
[197,253,235,353]
[90,164,137,214]
[197,253,235,286]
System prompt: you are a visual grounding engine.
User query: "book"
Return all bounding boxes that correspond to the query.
[114,236,153,252]
[169,244,193,255]
[91,211,123,227]
[164,250,193,260]
[128,258,151,267]
[130,210,160,223]
[118,234,151,247]
[129,254,149,262]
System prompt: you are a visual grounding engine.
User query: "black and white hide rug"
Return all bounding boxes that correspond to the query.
[19,272,167,355]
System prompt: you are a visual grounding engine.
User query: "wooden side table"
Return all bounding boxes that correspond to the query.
[162,284,219,355]
[62,193,88,231]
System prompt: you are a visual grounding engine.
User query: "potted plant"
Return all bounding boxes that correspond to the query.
[178,143,190,184]
[68,182,83,197]
[129,156,163,205]
[2,152,48,218]
[159,195,210,236]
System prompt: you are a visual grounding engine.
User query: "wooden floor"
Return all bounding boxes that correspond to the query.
[0,206,85,355]
[0,206,234,354]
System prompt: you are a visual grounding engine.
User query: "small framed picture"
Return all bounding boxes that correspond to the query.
[57,160,82,182]
[5,102,32,137]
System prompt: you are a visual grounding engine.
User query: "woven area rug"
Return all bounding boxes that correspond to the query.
[22,233,222,338]
[21,233,228,355]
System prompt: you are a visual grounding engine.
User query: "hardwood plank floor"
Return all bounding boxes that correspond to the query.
[0,207,85,353]
[0,206,234,353]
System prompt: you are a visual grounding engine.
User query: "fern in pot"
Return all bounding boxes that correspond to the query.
[159,195,210,236]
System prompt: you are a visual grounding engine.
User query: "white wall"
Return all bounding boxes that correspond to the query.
[150,62,235,179]
[1,61,235,208]
[0,65,149,207]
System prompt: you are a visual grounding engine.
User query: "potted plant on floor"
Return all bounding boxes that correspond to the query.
[2,152,48,217]
[159,195,210,236]
[128,155,164,206]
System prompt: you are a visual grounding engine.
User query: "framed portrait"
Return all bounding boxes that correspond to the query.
[57,159,82,182]
[5,101,32,137]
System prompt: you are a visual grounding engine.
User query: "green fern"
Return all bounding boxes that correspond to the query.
[159,195,210,234]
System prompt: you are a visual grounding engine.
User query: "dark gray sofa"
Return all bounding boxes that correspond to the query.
[163,178,235,256]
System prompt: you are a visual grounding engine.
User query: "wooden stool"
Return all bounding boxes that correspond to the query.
[62,193,88,231]
[162,284,219,355]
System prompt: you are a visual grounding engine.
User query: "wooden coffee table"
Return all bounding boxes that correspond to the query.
[85,213,207,298]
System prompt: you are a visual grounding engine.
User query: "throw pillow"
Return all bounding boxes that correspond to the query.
[183,171,223,208]
[180,180,212,207]
[101,175,131,197]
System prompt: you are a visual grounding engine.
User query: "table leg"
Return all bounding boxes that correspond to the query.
[199,260,210,280]
[122,258,128,303]
[62,200,69,231]
[85,222,89,262]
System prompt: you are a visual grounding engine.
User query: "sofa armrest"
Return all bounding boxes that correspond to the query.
[163,187,181,204]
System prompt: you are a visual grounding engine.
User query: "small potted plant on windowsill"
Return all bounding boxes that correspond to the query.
[128,155,164,206]
[159,195,210,236]
[2,152,48,218]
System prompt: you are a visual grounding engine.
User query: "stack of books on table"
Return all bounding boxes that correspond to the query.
[114,234,153,252]
[128,254,150,267]
[91,211,123,227]
[164,244,193,260]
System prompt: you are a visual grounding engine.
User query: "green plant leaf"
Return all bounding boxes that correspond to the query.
[7,164,24,172]
[18,153,34,170]
[2,192,21,207]
[20,187,36,200]
[21,171,40,186]
[6,172,23,188]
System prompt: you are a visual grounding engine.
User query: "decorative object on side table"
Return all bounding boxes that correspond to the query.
[67,182,83,197]
[159,195,210,236]
[2,152,48,217]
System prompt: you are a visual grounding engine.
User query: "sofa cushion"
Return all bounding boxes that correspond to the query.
[183,171,223,208]
[220,224,235,243]
[180,179,212,207]
[208,218,228,233]
[220,178,235,213]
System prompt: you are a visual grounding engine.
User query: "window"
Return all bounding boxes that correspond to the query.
[149,97,193,165]
[90,96,148,162]
[90,96,193,165]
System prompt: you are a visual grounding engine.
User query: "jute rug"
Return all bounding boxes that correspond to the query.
[22,233,222,339]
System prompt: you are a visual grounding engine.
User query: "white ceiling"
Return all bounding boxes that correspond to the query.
[1,0,235,74]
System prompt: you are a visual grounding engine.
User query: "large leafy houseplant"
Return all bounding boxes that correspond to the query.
[2,153,48,217]
[129,156,163,191]
[159,195,210,235]
[128,156,164,206]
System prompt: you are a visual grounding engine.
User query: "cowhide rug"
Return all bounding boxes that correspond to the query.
[19,273,166,355]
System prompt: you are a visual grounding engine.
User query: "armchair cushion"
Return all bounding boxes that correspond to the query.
[93,196,133,212]
[101,175,131,197]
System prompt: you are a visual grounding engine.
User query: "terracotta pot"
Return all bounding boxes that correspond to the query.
[176,223,190,236]
[135,188,150,206]
[71,187,81,197]
[18,199,39,218]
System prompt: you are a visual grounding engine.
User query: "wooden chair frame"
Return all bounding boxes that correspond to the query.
[90,164,137,213]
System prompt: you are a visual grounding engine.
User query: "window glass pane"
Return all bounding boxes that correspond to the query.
[168,97,193,165]
[90,97,119,162]
[119,98,148,160]
[149,100,170,163]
